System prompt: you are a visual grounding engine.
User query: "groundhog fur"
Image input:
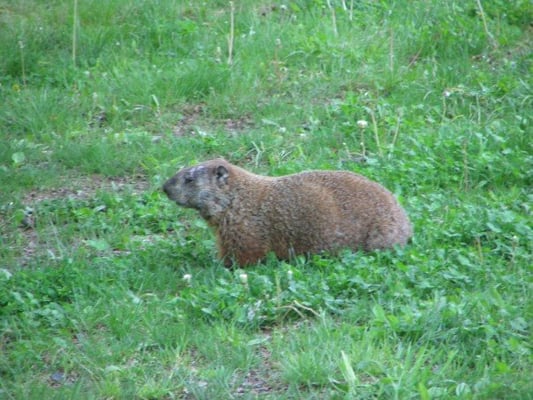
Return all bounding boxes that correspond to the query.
[163,158,412,267]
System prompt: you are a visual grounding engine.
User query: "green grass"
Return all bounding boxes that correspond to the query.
[1,0,532,398]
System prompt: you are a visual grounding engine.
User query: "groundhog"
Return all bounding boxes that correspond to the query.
[163,158,412,267]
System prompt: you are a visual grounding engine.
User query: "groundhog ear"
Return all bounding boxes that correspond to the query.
[215,165,229,186]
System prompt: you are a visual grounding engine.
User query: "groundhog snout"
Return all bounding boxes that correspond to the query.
[162,177,178,198]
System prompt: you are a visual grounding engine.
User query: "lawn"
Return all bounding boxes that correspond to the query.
[0,0,531,399]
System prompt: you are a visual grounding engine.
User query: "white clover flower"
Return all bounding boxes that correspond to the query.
[182,274,192,283]
[239,273,248,284]
[357,120,368,129]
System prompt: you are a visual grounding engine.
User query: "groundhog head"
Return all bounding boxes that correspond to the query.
[163,159,232,221]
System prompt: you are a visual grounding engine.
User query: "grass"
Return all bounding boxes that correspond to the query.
[0,0,532,398]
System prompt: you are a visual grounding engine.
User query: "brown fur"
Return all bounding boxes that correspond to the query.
[163,158,412,266]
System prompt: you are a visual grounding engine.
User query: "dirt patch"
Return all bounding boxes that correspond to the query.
[5,173,151,268]
[234,345,281,396]
[222,115,254,134]
[22,174,150,205]
[173,104,206,137]
[232,331,287,397]
[172,104,254,137]
[180,332,285,397]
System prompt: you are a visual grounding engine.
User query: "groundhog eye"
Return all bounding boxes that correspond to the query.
[184,176,194,184]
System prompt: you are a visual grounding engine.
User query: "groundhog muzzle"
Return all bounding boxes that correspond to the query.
[163,158,412,267]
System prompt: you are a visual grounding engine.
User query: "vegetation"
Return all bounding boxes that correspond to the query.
[1,0,531,398]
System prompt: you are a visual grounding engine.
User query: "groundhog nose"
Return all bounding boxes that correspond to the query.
[162,178,175,196]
